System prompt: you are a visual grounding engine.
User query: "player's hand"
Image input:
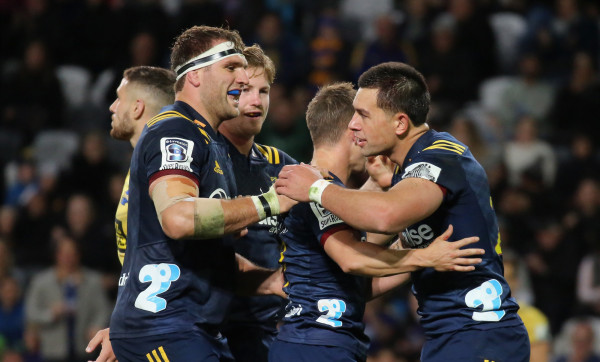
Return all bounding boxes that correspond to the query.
[275,164,323,202]
[417,225,484,272]
[233,228,249,238]
[277,193,298,213]
[366,156,394,189]
[86,328,117,362]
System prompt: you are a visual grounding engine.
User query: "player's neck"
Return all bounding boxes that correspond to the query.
[391,123,430,167]
[311,146,351,184]
[176,93,221,132]
[221,128,254,156]
[130,118,150,148]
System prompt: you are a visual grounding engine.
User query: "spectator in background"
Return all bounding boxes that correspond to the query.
[503,116,557,189]
[351,14,411,81]
[554,319,600,362]
[0,207,17,247]
[554,134,600,206]
[497,188,536,255]
[0,39,64,146]
[0,277,25,352]
[3,160,39,208]
[13,193,55,270]
[57,193,117,293]
[497,53,555,137]
[249,12,307,86]
[504,250,551,362]
[576,237,600,316]
[418,13,477,127]
[0,240,25,289]
[24,236,110,362]
[307,10,352,89]
[550,52,600,145]
[563,178,600,256]
[448,0,497,83]
[56,131,118,214]
[526,219,580,335]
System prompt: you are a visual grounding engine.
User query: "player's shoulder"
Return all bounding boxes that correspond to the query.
[419,131,468,158]
[146,108,211,145]
[254,143,298,166]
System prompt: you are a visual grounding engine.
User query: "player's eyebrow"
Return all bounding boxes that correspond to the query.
[355,108,370,117]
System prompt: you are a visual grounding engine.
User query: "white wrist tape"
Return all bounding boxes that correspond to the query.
[251,185,281,220]
[309,179,330,205]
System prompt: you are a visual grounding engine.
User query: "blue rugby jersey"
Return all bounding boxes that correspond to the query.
[277,174,370,359]
[110,101,237,339]
[392,129,522,336]
[225,140,296,326]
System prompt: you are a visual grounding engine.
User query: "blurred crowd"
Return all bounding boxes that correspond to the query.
[0,0,599,361]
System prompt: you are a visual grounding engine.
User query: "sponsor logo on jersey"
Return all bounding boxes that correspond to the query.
[214,160,223,175]
[118,272,129,286]
[209,188,228,199]
[284,304,303,318]
[159,138,194,172]
[402,162,441,182]
[401,224,435,248]
[310,203,344,230]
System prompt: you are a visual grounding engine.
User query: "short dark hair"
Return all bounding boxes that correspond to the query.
[123,66,175,107]
[243,44,276,84]
[306,82,356,147]
[358,62,430,126]
[171,25,245,92]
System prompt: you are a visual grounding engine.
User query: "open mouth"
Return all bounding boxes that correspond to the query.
[227,89,241,104]
[244,111,263,118]
[353,135,366,147]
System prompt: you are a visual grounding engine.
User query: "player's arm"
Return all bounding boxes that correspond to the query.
[322,225,483,277]
[150,174,296,239]
[369,274,412,300]
[276,164,442,234]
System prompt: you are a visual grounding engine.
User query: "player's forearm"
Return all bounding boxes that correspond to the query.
[320,185,407,233]
[338,240,420,277]
[369,273,411,300]
[160,197,262,239]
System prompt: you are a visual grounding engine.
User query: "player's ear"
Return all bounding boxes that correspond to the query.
[132,99,145,120]
[393,112,409,136]
[187,69,202,87]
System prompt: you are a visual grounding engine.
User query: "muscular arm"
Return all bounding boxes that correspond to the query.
[323,225,482,278]
[276,164,443,234]
[150,174,295,239]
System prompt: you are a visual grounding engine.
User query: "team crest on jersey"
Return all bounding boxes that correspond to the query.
[159,137,194,172]
[402,162,441,182]
[310,202,343,230]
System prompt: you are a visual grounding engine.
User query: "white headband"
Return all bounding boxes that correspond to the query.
[175,41,244,80]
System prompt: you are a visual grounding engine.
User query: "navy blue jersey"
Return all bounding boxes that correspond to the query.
[391,130,521,336]
[224,140,296,326]
[277,174,370,359]
[110,101,237,339]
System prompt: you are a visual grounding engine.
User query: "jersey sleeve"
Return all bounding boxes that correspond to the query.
[142,119,208,186]
[302,201,352,247]
[400,151,464,201]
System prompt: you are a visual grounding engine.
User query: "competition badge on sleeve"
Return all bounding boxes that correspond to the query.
[159,137,194,172]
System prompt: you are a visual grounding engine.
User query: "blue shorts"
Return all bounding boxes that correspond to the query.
[111,330,230,362]
[268,339,366,362]
[421,324,530,362]
[221,324,277,362]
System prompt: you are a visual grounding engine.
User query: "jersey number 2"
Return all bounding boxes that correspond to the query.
[135,263,181,313]
[465,279,506,321]
[316,299,346,327]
